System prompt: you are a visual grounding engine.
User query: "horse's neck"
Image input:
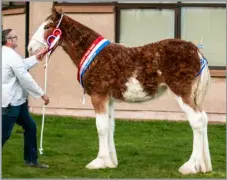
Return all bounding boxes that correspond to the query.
[61,42,79,67]
[61,20,100,68]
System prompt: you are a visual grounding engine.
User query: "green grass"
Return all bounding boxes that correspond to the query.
[2,114,226,178]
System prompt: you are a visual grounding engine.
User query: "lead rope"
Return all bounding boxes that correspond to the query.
[38,14,64,155]
[39,51,51,155]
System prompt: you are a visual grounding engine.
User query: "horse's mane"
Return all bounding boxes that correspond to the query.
[47,11,100,39]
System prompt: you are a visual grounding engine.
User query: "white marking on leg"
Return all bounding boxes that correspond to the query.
[108,100,118,167]
[201,111,212,172]
[175,96,211,175]
[96,113,110,158]
[86,101,115,169]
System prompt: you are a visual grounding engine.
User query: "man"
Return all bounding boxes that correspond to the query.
[2,29,49,168]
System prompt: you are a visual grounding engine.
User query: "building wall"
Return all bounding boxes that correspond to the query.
[2,14,26,57]
[3,2,225,123]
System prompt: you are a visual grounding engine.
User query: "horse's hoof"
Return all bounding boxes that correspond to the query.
[179,161,197,175]
[110,151,118,167]
[179,159,210,175]
[86,157,116,169]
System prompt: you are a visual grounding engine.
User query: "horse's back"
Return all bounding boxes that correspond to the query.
[118,38,201,101]
[85,39,201,102]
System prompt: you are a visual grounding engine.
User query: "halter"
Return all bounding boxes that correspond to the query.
[46,14,64,50]
[31,14,64,53]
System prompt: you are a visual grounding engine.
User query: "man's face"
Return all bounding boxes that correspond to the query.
[6,30,18,49]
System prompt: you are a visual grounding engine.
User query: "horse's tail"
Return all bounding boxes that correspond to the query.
[194,52,211,107]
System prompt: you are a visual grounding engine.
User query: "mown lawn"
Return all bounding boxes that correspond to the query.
[2,114,226,178]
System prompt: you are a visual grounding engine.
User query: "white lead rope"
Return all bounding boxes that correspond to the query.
[36,14,64,155]
[39,51,51,155]
[38,32,61,155]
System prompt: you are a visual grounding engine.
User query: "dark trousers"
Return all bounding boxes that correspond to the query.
[2,101,38,163]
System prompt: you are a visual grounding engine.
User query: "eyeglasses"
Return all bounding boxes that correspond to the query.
[7,35,18,40]
[47,28,62,46]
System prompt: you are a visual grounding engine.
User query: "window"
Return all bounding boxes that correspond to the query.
[117,2,226,76]
[181,7,226,68]
[2,1,26,15]
[119,9,175,47]
[2,1,26,10]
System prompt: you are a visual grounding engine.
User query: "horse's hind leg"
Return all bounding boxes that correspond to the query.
[170,67,212,174]
[86,95,115,169]
[174,95,212,175]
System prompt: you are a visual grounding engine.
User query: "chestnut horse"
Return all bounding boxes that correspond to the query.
[28,6,212,175]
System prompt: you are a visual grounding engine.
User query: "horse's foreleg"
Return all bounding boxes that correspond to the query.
[108,100,118,167]
[86,95,115,169]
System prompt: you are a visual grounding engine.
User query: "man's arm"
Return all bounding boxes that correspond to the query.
[23,47,49,70]
[10,55,45,99]
[23,55,39,70]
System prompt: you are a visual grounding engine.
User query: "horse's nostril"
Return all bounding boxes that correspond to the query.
[29,47,32,52]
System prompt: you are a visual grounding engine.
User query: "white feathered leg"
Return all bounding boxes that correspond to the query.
[86,97,115,169]
[108,100,118,167]
[175,96,212,175]
[201,111,212,172]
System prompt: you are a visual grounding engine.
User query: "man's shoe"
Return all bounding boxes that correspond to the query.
[25,162,49,168]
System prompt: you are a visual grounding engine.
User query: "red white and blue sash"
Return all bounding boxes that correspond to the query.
[77,36,110,87]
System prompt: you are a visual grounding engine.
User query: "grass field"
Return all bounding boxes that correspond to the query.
[2,114,226,178]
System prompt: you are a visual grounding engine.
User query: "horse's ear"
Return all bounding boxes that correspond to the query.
[52,5,57,15]
[52,5,61,18]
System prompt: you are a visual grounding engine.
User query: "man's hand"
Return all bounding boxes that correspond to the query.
[35,47,49,61]
[41,94,50,105]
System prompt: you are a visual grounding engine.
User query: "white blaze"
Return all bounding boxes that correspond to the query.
[28,21,49,54]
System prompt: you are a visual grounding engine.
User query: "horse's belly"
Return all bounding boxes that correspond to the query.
[122,77,167,103]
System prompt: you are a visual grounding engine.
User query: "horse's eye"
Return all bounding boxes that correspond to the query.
[44,26,49,30]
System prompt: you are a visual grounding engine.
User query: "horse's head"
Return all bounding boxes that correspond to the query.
[28,6,64,55]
